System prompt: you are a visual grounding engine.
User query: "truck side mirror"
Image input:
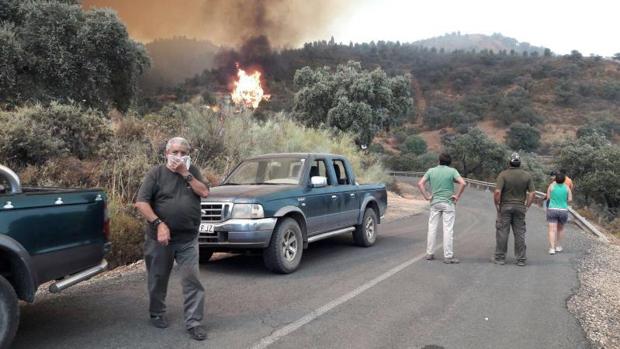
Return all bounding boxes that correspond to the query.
[310,176,327,188]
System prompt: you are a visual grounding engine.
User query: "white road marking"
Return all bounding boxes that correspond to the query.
[249,246,441,349]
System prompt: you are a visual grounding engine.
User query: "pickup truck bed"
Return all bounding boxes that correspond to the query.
[0,165,110,348]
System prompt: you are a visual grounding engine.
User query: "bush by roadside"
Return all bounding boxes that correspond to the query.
[3,103,390,268]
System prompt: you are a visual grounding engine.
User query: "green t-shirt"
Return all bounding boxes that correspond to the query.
[549,183,569,209]
[496,167,535,205]
[423,165,462,205]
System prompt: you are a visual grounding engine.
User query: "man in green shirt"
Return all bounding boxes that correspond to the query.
[417,153,467,264]
[493,152,535,266]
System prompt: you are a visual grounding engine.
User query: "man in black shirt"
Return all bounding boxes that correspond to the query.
[135,137,210,341]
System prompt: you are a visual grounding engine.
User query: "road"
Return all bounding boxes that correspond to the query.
[13,186,591,349]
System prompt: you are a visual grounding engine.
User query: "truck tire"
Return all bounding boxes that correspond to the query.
[198,248,214,264]
[0,275,19,349]
[263,218,303,274]
[353,208,378,247]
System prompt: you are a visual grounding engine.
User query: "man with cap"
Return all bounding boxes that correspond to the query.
[493,152,536,266]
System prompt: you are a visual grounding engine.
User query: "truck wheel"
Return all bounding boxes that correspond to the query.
[263,218,303,274]
[198,248,214,264]
[353,208,378,247]
[0,275,19,349]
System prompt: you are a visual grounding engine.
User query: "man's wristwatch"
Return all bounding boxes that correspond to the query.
[150,218,163,228]
[184,174,194,182]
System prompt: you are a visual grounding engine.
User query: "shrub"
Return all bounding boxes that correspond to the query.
[401,135,427,155]
[368,143,385,154]
[384,152,437,172]
[0,103,112,166]
[177,103,389,184]
[107,196,144,268]
[422,106,451,130]
[495,87,543,126]
[554,79,580,106]
[506,122,541,152]
[0,110,65,165]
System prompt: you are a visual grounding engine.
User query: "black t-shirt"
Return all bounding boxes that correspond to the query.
[136,164,205,241]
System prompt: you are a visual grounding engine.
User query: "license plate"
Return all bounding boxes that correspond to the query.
[199,223,215,234]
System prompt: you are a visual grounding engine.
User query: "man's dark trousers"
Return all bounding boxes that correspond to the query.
[495,203,527,262]
[144,236,205,329]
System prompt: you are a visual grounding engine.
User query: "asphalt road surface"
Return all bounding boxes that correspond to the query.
[13,185,591,349]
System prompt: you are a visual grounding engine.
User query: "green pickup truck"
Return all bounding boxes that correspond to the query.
[0,165,110,348]
[198,153,388,274]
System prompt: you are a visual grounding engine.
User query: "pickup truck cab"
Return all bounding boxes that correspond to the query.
[198,153,387,273]
[0,165,110,348]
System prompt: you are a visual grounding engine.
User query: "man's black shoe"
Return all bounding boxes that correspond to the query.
[188,325,208,341]
[516,260,527,267]
[150,315,169,328]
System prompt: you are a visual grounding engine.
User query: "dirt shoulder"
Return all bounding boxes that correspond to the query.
[568,240,620,349]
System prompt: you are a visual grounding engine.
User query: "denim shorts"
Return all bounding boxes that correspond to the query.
[547,209,568,224]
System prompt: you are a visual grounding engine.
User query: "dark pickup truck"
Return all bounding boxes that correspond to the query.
[198,153,387,273]
[0,165,110,348]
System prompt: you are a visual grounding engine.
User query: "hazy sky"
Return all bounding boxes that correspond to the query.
[84,0,619,56]
[330,0,618,56]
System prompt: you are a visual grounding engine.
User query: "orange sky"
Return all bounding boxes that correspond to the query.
[82,0,352,47]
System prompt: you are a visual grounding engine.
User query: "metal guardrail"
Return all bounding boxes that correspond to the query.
[389,171,610,244]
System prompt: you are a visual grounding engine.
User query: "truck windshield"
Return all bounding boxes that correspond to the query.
[225,158,305,185]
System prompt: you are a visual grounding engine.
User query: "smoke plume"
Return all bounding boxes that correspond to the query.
[82,0,353,47]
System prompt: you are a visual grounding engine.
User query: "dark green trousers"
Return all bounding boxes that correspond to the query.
[495,204,527,262]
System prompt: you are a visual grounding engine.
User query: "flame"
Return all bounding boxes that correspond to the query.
[231,66,270,109]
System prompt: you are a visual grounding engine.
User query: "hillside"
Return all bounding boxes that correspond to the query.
[139,33,620,157]
[139,37,220,93]
[413,32,548,55]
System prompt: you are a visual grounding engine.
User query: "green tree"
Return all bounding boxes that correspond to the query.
[401,135,427,155]
[557,134,620,213]
[576,112,620,140]
[0,0,150,111]
[506,122,541,152]
[554,79,580,106]
[495,87,543,126]
[293,61,413,146]
[443,128,508,179]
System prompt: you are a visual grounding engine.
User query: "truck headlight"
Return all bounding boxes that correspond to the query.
[231,204,264,219]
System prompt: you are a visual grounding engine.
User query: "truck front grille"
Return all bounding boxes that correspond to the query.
[200,202,231,222]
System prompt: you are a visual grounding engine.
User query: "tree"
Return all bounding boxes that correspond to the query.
[554,79,580,106]
[576,112,620,140]
[506,122,541,152]
[401,135,427,155]
[293,61,413,146]
[495,87,543,126]
[557,133,620,214]
[443,128,508,180]
[0,0,150,111]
